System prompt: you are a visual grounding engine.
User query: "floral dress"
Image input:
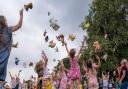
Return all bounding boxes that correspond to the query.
[68,57,80,80]
[60,72,67,89]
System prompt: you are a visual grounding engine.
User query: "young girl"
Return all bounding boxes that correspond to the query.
[52,72,59,89]
[64,37,85,89]
[83,55,101,89]
[102,71,109,89]
[9,72,16,89]
[0,9,23,82]
[35,60,44,89]
[59,61,68,89]
[41,50,49,78]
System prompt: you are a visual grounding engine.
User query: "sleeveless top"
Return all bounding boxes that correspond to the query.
[0,27,13,80]
[70,57,79,69]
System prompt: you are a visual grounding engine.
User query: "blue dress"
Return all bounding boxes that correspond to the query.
[0,27,12,81]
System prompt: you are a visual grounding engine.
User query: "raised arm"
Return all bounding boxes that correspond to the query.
[107,72,109,79]
[119,68,126,84]
[64,42,70,56]
[82,61,87,72]
[12,9,23,32]
[93,55,101,69]
[42,51,48,66]
[9,72,13,79]
[102,71,104,78]
[76,38,85,58]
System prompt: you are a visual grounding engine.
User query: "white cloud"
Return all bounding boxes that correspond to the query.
[0,0,90,83]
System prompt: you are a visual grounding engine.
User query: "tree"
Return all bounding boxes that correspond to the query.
[80,0,128,76]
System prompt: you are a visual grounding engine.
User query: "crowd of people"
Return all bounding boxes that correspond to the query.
[1,48,128,89]
[0,5,128,89]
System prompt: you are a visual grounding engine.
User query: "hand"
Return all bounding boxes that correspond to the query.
[81,41,84,47]
[20,9,23,16]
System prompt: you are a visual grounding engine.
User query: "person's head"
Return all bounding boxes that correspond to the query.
[103,71,108,77]
[12,77,15,80]
[86,59,93,69]
[0,16,7,29]
[69,49,76,58]
[121,59,127,65]
[35,60,44,74]
[59,65,65,72]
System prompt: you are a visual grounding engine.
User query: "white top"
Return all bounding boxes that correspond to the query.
[103,80,108,87]
[43,66,50,78]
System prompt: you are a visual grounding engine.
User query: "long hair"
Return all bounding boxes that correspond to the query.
[86,59,93,71]
[70,49,76,58]
[0,16,7,29]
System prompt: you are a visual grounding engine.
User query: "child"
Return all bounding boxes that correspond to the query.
[9,72,16,89]
[52,72,59,89]
[0,9,23,82]
[35,60,44,89]
[59,61,68,89]
[83,55,101,89]
[64,37,85,89]
[102,71,109,89]
[41,50,49,78]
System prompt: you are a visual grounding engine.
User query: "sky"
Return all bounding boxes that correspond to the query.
[0,0,91,83]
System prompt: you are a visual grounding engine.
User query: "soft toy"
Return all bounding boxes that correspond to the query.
[93,41,101,52]
[84,22,90,29]
[45,36,49,42]
[49,40,56,48]
[49,18,60,31]
[12,42,18,48]
[43,30,47,37]
[29,62,34,67]
[68,34,76,41]
[24,3,33,11]
[56,34,65,46]
[15,57,20,65]
[23,62,27,68]
[48,12,51,16]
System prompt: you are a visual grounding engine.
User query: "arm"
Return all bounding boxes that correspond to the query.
[120,69,126,83]
[107,72,109,79]
[102,71,104,79]
[82,61,87,72]
[17,71,21,78]
[42,51,48,66]
[12,9,23,32]
[64,42,70,56]
[94,55,101,69]
[76,39,85,58]
[9,72,13,79]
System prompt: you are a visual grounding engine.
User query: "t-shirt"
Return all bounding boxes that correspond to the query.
[120,66,128,83]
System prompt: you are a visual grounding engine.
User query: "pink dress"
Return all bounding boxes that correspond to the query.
[60,72,68,89]
[86,67,98,89]
[68,57,80,80]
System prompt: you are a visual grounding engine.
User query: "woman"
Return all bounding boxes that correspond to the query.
[0,9,23,82]
[83,55,101,89]
[119,59,128,89]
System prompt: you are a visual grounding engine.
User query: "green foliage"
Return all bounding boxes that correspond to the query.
[80,0,128,73]
[54,58,70,72]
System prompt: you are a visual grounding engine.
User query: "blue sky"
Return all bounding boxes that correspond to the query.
[0,0,91,83]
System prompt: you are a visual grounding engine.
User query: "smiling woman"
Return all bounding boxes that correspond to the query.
[0,9,23,84]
